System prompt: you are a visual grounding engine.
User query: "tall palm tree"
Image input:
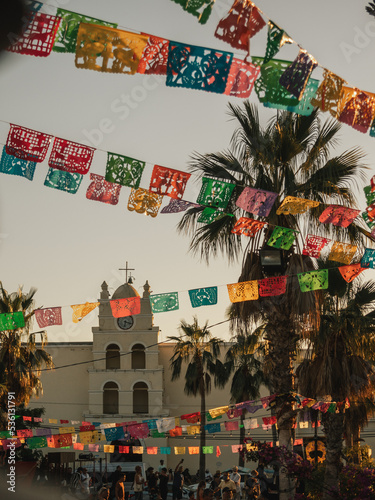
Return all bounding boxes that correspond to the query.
[168,317,228,481]
[224,330,269,466]
[177,103,367,498]
[297,269,375,499]
[0,283,54,426]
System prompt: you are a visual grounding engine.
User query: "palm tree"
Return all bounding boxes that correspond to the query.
[168,317,228,481]
[0,283,54,426]
[296,268,375,499]
[177,103,367,498]
[224,330,269,466]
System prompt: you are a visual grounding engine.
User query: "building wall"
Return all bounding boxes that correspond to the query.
[29,341,375,473]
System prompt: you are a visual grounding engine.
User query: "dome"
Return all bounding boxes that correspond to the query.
[112,282,140,300]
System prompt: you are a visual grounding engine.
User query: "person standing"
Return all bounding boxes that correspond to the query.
[134,465,146,500]
[216,472,236,497]
[80,468,90,499]
[229,467,241,500]
[172,460,184,500]
[115,474,126,500]
[158,460,165,473]
[159,467,171,500]
[210,473,221,500]
[244,471,260,500]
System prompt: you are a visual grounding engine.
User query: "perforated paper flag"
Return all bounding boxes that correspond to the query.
[110,297,141,318]
[161,199,200,213]
[0,147,36,181]
[138,35,169,75]
[319,205,360,228]
[236,187,278,217]
[209,406,228,418]
[170,0,216,24]
[227,281,259,303]
[71,302,99,323]
[252,57,299,108]
[205,423,221,434]
[35,307,62,328]
[105,153,145,188]
[167,42,233,94]
[362,211,375,229]
[26,1,43,12]
[215,0,266,50]
[197,177,236,209]
[169,427,182,437]
[6,125,52,162]
[150,293,179,313]
[267,226,297,250]
[277,196,319,215]
[174,447,186,455]
[44,168,83,194]
[53,9,117,53]
[311,70,346,117]
[160,447,171,454]
[302,235,331,258]
[366,202,375,220]
[27,436,47,449]
[75,24,148,74]
[0,312,25,331]
[7,12,60,57]
[263,78,320,116]
[224,58,260,98]
[104,445,115,453]
[279,50,318,100]
[258,276,287,297]
[49,138,94,175]
[328,242,357,264]
[338,263,365,283]
[231,217,266,237]
[364,185,375,206]
[298,269,328,292]
[127,188,163,217]
[156,417,176,433]
[189,446,200,454]
[361,248,375,269]
[337,87,375,133]
[104,426,125,441]
[264,21,292,64]
[49,433,72,448]
[147,447,158,455]
[149,165,191,199]
[86,174,121,205]
[225,420,239,431]
[198,207,227,224]
[203,446,214,454]
[188,287,218,308]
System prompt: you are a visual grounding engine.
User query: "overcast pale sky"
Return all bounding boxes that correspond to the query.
[0,0,374,343]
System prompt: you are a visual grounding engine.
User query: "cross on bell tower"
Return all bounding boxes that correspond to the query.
[119,261,135,284]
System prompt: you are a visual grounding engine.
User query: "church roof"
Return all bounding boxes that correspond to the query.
[112,282,140,300]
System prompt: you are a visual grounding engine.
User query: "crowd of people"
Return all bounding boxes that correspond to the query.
[29,459,281,500]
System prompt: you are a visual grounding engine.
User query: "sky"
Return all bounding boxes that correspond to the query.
[0,0,375,344]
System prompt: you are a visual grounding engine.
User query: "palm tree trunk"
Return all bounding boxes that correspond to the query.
[322,411,344,499]
[199,385,206,481]
[239,412,245,467]
[265,313,296,500]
